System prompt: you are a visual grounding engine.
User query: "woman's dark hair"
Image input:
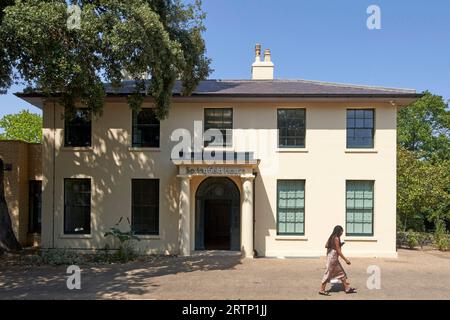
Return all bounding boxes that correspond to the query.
[325,225,344,250]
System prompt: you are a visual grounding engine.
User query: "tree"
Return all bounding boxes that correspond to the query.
[0,109,42,143]
[0,0,15,94]
[0,158,22,255]
[398,91,450,162]
[0,0,211,119]
[397,147,450,232]
[397,92,450,232]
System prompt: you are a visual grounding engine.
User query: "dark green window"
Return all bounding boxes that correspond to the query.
[28,180,42,234]
[346,109,374,148]
[132,108,160,148]
[277,180,305,235]
[346,181,374,236]
[277,109,306,148]
[64,109,91,147]
[204,108,233,147]
[64,179,91,234]
[132,179,159,235]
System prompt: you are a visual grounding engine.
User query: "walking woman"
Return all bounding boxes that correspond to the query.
[319,225,357,295]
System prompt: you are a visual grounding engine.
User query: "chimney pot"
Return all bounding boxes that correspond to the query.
[264,49,271,62]
[251,44,274,80]
[255,44,261,62]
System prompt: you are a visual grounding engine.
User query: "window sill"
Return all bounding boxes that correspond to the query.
[276,148,309,153]
[59,234,93,239]
[128,147,161,152]
[136,235,160,240]
[202,147,234,152]
[275,235,308,241]
[61,147,93,152]
[343,237,377,242]
[345,149,378,154]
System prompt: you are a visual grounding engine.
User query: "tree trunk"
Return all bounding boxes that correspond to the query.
[0,158,22,253]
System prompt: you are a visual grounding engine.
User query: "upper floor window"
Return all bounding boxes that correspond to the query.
[277,109,306,148]
[204,108,233,147]
[132,108,160,148]
[346,109,374,148]
[64,109,91,147]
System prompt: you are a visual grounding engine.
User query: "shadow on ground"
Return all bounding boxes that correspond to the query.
[0,253,243,299]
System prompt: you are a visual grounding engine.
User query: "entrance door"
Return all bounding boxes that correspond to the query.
[204,199,231,250]
[195,177,240,251]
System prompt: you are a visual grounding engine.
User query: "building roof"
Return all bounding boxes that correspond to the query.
[106,79,420,97]
[15,79,423,108]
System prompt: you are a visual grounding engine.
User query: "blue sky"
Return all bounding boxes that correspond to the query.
[1,0,449,118]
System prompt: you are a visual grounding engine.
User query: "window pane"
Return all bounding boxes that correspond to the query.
[204,108,233,147]
[354,223,363,234]
[132,109,160,148]
[132,179,159,235]
[277,109,306,148]
[296,223,304,234]
[363,223,372,234]
[346,181,374,236]
[64,109,92,147]
[64,179,91,234]
[347,109,374,148]
[277,180,305,235]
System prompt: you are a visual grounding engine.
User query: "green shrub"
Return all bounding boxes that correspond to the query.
[434,220,450,251]
[406,231,420,249]
[435,236,450,251]
[397,231,433,249]
[28,248,86,265]
[104,217,141,263]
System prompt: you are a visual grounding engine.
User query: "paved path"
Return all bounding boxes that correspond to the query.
[1,249,449,300]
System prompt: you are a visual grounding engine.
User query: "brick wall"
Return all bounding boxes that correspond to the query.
[0,141,42,246]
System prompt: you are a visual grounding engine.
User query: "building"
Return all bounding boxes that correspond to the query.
[16,45,422,258]
[0,140,42,247]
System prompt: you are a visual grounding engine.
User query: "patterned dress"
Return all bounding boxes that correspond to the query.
[321,237,347,284]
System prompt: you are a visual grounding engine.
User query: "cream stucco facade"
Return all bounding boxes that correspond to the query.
[37,98,403,258]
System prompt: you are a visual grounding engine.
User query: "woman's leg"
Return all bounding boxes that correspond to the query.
[340,277,350,291]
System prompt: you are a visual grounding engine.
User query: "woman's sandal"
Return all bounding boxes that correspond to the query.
[345,287,357,294]
[318,290,330,296]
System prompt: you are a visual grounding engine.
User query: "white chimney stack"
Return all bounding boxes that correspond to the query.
[251,44,274,80]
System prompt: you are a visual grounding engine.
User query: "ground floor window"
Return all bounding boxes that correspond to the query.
[346,180,374,236]
[132,179,159,235]
[64,178,91,234]
[277,180,305,235]
[28,180,42,234]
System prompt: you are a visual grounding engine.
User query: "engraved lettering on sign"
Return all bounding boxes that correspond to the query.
[185,167,246,175]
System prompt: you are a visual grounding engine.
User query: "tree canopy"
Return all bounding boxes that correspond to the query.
[397,92,450,232]
[0,0,211,119]
[0,109,42,143]
[398,91,450,162]
[397,146,449,231]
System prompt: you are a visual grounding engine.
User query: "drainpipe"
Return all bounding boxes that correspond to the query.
[52,100,56,248]
[253,171,258,257]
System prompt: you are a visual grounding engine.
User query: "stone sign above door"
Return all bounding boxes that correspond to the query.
[184,166,249,176]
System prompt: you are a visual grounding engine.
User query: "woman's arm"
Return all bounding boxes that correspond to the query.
[334,237,351,264]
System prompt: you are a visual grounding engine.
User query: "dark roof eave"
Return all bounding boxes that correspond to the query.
[15,92,424,99]
[176,93,424,99]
